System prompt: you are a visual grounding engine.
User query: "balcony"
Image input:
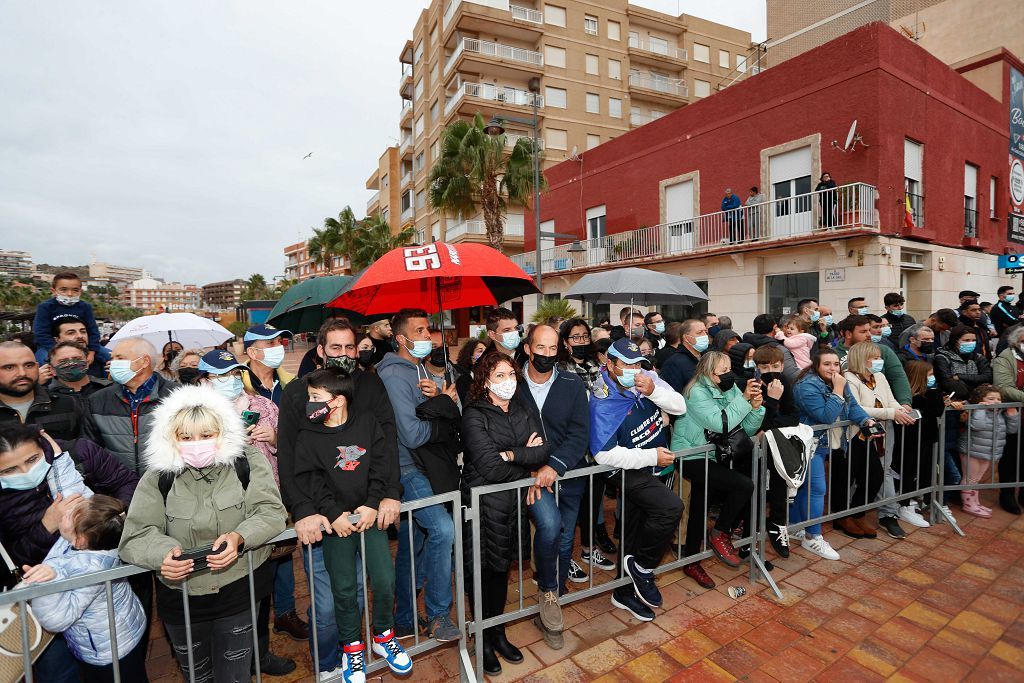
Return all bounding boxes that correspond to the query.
[444,37,543,78]
[401,206,416,224]
[401,170,413,187]
[366,190,380,213]
[907,192,924,228]
[415,228,427,245]
[628,36,688,67]
[399,134,413,157]
[628,73,688,104]
[399,65,413,99]
[504,132,543,150]
[446,217,525,243]
[444,0,544,42]
[964,207,978,238]
[444,81,543,118]
[510,5,542,24]
[511,183,877,275]
[400,101,413,129]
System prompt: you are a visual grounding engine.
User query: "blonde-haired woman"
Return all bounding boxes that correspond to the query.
[168,347,205,384]
[119,385,287,683]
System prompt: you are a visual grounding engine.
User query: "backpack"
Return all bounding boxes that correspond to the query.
[157,458,250,503]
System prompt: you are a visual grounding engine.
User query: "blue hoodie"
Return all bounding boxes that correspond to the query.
[376,352,435,469]
[32,297,109,364]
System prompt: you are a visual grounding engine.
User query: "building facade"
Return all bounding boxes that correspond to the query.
[283,241,348,283]
[121,278,201,314]
[87,258,148,287]
[512,23,1020,331]
[0,250,34,280]
[201,279,246,310]
[365,146,402,231]
[370,0,759,252]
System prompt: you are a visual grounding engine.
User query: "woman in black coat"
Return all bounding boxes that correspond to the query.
[461,352,549,676]
[816,171,838,227]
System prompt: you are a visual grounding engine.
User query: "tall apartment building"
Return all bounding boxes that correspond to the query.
[121,278,201,314]
[367,0,758,251]
[201,279,246,309]
[0,250,34,280]
[365,146,402,229]
[87,257,148,287]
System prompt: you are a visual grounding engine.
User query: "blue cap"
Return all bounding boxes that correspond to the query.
[608,337,645,365]
[198,349,247,375]
[243,324,292,349]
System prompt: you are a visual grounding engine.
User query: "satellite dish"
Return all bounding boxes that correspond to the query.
[844,120,858,150]
[570,145,578,158]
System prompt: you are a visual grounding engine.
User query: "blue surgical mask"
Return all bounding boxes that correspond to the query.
[0,457,51,491]
[692,334,710,353]
[404,338,433,359]
[890,309,904,317]
[259,345,285,369]
[619,368,641,388]
[1006,294,1018,304]
[654,322,665,334]
[824,315,834,325]
[857,306,870,316]
[211,375,243,400]
[109,358,140,385]
[958,341,977,355]
[926,375,936,388]
[810,311,821,323]
[500,331,521,350]
[881,326,892,337]
[743,360,755,369]
[870,358,885,374]
[871,334,882,343]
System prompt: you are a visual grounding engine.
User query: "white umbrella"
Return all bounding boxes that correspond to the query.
[107,313,233,351]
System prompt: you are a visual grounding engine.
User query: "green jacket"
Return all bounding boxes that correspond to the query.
[836,341,912,405]
[670,378,765,460]
[992,347,1024,402]
[119,445,287,596]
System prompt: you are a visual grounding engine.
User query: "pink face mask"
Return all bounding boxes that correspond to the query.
[178,439,218,468]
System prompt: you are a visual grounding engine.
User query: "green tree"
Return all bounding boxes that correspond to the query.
[228,320,249,339]
[351,214,415,271]
[307,207,359,275]
[273,278,299,298]
[531,297,578,323]
[428,112,543,252]
[241,274,273,300]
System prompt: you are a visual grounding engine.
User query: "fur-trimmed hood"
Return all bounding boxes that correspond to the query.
[142,384,247,474]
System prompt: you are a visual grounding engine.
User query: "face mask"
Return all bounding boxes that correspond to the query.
[870,358,885,374]
[472,350,484,363]
[259,345,285,369]
[628,326,644,340]
[530,353,558,374]
[306,401,331,423]
[653,322,665,334]
[55,359,88,383]
[926,375,936,389]
[743,360,755,369]
[488,377,518,400]
[1006,294,1018,304]
[760,371,783,385]
[824,315,834,325]
[0,457,51,491]
[358,349,374,367]
[918,342,934,354]
[164,349,180,364]
[500,331,521,351]
[402,337,433,359]
[55,295,80,306]
[809,311,821,323]
[707,325,721,338]
[717,371,736,392]
[211,375,243,400]
[890,309,904,317]
[618,367,641,388]
[959,341,977,355]
[325,354,358,373]
[178,439,218,469]
[109,358,139,385]
[871,334,883,343]
[692,335,710,353]
[881,327,892,337]
[177,367,200,385]
[857,307,870,316]
[570,344,590,360]
[428,347,447,367]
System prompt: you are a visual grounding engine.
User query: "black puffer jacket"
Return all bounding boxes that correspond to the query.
[933,347,992,399]
[461,397,549,573]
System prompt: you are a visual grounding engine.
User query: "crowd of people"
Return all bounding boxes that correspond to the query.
[2,269,1024,682]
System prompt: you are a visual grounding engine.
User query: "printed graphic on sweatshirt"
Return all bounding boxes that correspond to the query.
[335,445,366,471]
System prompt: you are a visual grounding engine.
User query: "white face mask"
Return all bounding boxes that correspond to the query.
[488,377,517,400]
[259,345,285,368]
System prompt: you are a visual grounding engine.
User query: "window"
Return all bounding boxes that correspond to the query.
[414,79,424,100]
[585,92,599,114]
[545,86,567,108]
[431,221,440,242]
[414,41,423,64]
[545,4,566,27]
[736,55,747,73]
[586,205,606,239]
[585,53,599,75]
[694,79,711,98]
[431,60,439,84]
[965,163,978,234]
[584,15,598,36]
[608,58,621,80]
[586,134,600,150]
[429,26,437,47]
[381,173,389,189]
[431,139,440,161]
[904,139,924,226]
[430,99,439,122]
[608,97,622,118]
[990,176,998,218]
[608,20,620,40]
[649,36,668,55]
[650,109,665,120]
[719,50,730,68]
[545,128,567,150]
[544,45,566,68]
[693,43,710,63]
[414,115,425,137]
[766,273,819,316]
[416,190,426,209]
[414,151,425,173]
[401,191,412,212]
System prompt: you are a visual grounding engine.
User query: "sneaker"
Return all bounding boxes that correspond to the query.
[938,504,958,524]
[898,504,931,528]
[318,666,342,682]
[538,591,564,632]
[273,609,309,641]
[801,534,840,561]
[708,529,742,568]
[568,559,589,583]
[683,561,716,589]
[623,555,662,608]
[610,590,655,622]
[878,517,907,539]
[254,652,296,676]
[394,623,416,640]
[791,528,806,542]
[768,523,791,558]
[425,614,460,642]
[371,630,412,675]
[582,547,616,571]
[595,527,618,555]
[340,641,365,683]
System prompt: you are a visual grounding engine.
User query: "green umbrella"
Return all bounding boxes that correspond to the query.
[266,276,365,333]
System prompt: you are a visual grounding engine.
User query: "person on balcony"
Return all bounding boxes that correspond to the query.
[815,172,838,228]
[721,188,743,243]
[744,186,766,240]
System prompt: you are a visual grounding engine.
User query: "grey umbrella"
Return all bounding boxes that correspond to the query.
[563,267,709,306]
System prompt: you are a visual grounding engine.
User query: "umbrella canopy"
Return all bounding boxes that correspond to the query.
[267,275,356,333]
[107,313,233,351]
[563,267,708,306]
[327,241,538,315]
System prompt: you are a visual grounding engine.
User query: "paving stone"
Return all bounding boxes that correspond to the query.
[519,657,590,683]
[654,604,709,636]
[817,655,886,681]
[528,628,586,667]
[666,659,735,682]
[822,610,879,642]
[614,622,673,655]
[706,638,772,677]
[571,638,632,677]
[848,594,902,624]
[743,620,803,652]
[759,645,827,682]
[695,613,755,645]
[946,609,1006,642]
[783,568,833,593]
[776,603,829,635]
[845,636,912,676]
[792,627,856,665]
[802,588,853,616]
[619,648,686,683]
[659,630,720,667]
[688,588,739,617]
[726,595,784,625]
[901,646,972,682]
[871,616,933,653]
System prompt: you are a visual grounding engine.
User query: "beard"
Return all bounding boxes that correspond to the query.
[0,377,35,397]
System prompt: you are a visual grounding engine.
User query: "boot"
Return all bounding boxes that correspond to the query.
[1000,489,1022,515]
[961,490,991,519]
[482,633,501,676]
[490,627,523,663]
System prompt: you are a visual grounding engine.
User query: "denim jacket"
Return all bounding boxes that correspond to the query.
[793,373,871,450]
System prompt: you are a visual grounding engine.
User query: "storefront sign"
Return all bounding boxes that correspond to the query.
[824,268,845,282]
[1008,67,1024,242]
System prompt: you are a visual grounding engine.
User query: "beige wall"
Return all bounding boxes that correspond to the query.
[890,0,1023,67]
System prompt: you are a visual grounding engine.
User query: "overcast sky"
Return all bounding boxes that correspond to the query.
[0,1,765,285]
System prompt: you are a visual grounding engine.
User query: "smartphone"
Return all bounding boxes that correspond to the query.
[946,392,957,401]
[178,542,227,573]
[907,409,922,420]
[753,367,762,381]
[241,411,260,427]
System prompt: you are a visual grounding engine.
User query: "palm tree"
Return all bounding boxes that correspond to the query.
[321,207,359,268]
[241,274,273,300]
[428,112,543,252]
[351,214,415,271]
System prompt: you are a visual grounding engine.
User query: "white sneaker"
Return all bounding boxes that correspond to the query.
[318,667,341,682]
[801,534,840,561]
[940,504,957,524]
[791,528,806,542]
[898,504,931,528]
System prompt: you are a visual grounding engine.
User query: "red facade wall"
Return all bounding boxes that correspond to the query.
[527,22,1010,254]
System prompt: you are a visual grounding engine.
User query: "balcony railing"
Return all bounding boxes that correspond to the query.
[445,37,544,75]
[445,81,543,116]
[628,73,688,97]
[510,183,877,275]
[401,170,413,187]
[907,192,924,228]
[447,219,525,241]
[401,206,416,223]
[628,36,687,61]
[510,4,543,23]
[400,135,413,155]
[964,207,978,238]
[366,190,380,212]
[504,132,544,150]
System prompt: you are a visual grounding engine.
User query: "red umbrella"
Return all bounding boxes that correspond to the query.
[326,242,538,315]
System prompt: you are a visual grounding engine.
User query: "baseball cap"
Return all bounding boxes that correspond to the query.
[198,349,247,375]
[243,324,293,349]
[608,337,646,365]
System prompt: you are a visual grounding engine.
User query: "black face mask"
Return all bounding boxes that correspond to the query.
[759,371,783,386]
[306,401,330,424]
[55,359,88,383]
[717,371,736,393]
[177,367,201,385]
[428,347,447,368]
[917,342,934,355]
[569,344,591,360]
[358,349,374,367]
[325,354,358,374]
[708,325,721,338]
[165,349,180,364]
[530,353,558,374]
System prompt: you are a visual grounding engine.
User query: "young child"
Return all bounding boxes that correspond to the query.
[32,271,109,367]
[293,368,410,683]
[21,495,147,683]
[779,314,817,369]
[958,384,1019,518]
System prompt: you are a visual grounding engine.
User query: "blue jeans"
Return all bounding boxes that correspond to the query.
[34,635,80,683]
[791,447,826,536]
[395,467,455,627]
[528,478,586,593]
[273,554,295,615]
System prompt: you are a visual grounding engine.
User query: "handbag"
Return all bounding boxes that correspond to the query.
[0,541,53,683]
[704,410,754,465]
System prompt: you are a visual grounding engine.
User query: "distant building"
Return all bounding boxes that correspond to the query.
[201,279,246,309]
[283,241,348,282]
[121,277,200,314]
[88,257,148,287]
[0,250,34,280]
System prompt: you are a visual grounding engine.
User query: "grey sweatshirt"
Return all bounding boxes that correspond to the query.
[376,352,434,469]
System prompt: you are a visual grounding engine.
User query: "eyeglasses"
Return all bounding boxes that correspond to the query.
[568,334,591,343]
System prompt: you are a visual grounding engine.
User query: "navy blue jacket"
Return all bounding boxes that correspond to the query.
[661,346,701,394]
[515,369,590,475]
[32,298,107,362]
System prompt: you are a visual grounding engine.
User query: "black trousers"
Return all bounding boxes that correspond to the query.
[892,423,936,499]
[576,474,609,546]
[480,569,509,637]
[617,469,683,570]
[999,433,1024,498]
[830,438,884,517]
[680,458,754,556]
[734,451,788,530]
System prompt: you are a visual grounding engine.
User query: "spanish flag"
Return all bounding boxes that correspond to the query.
[904,195,915,229]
